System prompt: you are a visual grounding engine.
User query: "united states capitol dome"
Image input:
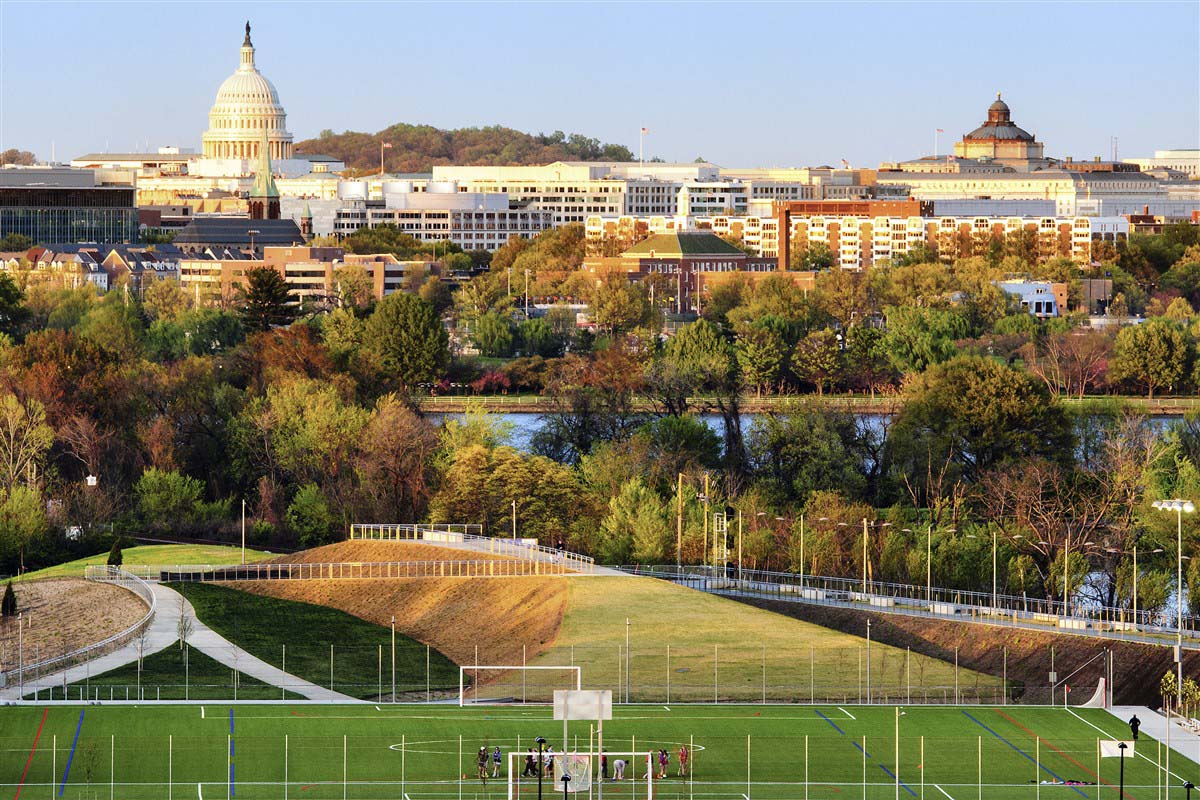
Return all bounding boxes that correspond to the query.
[201,22,294,161]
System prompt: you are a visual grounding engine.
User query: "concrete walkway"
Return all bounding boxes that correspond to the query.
[430,537,629,577]
[1,582,356,703]
[1107,706,1200,772]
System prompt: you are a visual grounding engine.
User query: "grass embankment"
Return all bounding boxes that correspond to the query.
[266,540,513,563]
[17,544,274,581]
[170,582,459,699]
[34,645,302,701]
[527,577,1002,703]
[0,704,1192,800]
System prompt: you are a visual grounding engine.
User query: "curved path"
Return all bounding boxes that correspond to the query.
[0,582,356,702]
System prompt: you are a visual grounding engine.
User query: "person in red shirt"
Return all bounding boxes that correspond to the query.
[678,745,689,777]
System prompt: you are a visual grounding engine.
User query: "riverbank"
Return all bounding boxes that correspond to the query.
[416,393,1200,415]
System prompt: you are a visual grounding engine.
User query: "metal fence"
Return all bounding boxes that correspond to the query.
[0,566,156,689]
[619,565,1200,648]
[84,558,579,583]
[350,523,597,573]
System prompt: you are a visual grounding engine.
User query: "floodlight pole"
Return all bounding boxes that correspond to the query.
[1152,498,1193,713]
[927,524,932,602]
[676,472,683,570]
[390,616,396,702]
[512,500,517,541]
[536,737,547,800]
[1118,742,1127,800]
[241,498,246,565]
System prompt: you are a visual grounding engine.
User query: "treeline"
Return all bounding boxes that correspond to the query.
[297,124,634,174]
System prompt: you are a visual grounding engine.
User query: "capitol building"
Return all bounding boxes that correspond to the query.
[201,23,294,162]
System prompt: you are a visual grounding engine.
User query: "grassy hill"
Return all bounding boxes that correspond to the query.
[297,123,634,174]
[15,544,274,581]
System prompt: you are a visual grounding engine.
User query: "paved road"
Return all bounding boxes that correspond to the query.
[0,582,356,703]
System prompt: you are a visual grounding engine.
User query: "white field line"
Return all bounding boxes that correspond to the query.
[1065,708,1188,781]
[197,783,203,800]
[933,785,955,800]
[839,707,857,720]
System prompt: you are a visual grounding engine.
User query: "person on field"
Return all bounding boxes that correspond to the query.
[678,745,688,776]
[1130,714,1141,740]
[522,748,537,778]
[477,747,489,781]
[601,751,608,781]
[658,748,669,778]
[613,758,626,781]
[545,745,556,781]
[492,746,502,778]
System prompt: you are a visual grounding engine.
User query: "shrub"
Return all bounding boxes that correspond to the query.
[106,538,123,567]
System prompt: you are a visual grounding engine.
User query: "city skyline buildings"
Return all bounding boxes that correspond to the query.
[1,1,1197,170]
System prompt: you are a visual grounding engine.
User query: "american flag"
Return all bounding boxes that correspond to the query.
[641,127,649,134]
[840,159,850,168]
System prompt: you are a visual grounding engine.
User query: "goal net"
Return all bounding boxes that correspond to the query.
[459,665,582,705]
[507,750,653,800]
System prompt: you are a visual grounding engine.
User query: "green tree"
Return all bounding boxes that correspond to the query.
[134,468,203,527]
[517,317,562,358]
[598,478,669,564]
[0,486,48,574]
[364,292,448,387]
[473,312,515,357]
[591,275,650,334]
[746,404,868,504]
[0,394,53,493]
[143,279,193,322]
[0,233,32,251]
[286,483,336,548]
[887,355,1073,487]
[802,242,834,271]
[881,306,972,373]
[792,328,843,395]
[1,581,15,616]
[735,323,787,397]
[1108,318,1192,398]
[107,538,124,567]
[0,273,29,337]
[238,267,296,332]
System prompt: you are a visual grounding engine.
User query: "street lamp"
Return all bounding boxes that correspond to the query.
[247,228,260,255]
[1151,498,1193,715]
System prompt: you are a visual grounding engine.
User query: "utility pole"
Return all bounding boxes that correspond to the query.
[676,473,683,570]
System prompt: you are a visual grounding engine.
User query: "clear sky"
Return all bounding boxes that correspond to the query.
[2,1,1197,168]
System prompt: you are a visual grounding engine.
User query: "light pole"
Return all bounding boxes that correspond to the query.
[524,269,531,317]
[699,475,710,571]
[511,500,517,541]
[1152,498,1193,714]
[247,228,260,255]
[862,519,869,594]
[241,498,246,565]
[1118,742,1127,800]
[676,473,683,570]
[536,736,547,800]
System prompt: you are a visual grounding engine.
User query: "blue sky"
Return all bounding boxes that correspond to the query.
[2,1,1197,168]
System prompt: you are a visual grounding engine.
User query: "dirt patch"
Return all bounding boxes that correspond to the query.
[231,576,567,667]
[738,598,1199,706]
[268,541,514,564]
[0,579,149,672]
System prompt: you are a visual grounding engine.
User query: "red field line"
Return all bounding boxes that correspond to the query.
[993,709,1134,800]
[13,707,48,800]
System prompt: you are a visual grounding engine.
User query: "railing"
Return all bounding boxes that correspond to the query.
[86,558,577,582]
[619,564,1200,648]
[0,567,157,690]
[350,523,596,573]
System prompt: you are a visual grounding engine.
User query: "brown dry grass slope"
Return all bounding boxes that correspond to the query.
[268,541,513,564]
[233,576,567,667]
[0,579,148,672]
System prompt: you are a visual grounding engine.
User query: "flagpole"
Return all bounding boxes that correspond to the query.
[934,129,939,159]
[639,128,644,167]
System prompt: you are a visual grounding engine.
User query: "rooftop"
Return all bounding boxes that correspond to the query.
[623,231,747,258]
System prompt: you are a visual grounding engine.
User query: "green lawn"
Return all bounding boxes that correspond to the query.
[36,644,304,702]
[0,704,1192,800]
[524,577,1001,703]
[16,544,274,580]
[170,583,460,700]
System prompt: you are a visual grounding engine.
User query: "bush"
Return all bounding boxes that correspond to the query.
[134,468,204,528]
[1,581,15,616]
[106,538,123,567]
[285,484,336,549]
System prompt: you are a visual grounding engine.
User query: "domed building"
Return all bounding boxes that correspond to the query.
[954,93,1049,171]
[201,22,293,161]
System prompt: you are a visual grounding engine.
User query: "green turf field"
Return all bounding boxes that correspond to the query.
[0,704,1194,800]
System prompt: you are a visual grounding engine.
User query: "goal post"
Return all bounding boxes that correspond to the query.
[507,750,653,800]
[459,665,582,706]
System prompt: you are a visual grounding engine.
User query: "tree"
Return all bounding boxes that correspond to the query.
[335,262,376,312]
[473,312,515,357]
[0,273,28,337]
[598,478,669,564]
[134,468,203,528]
[0,232,32,250]
[1023,330,1112,399]
[517,317,562,358]
[746,403,869,504]
[881,306,971,373]
[0,394,53,492]
[238,267,296,332]
[107,537,124,567]
[286,483,336,547]
[735,323,787,397]
[802,242,834,271]
[143,279,192,322]
[792,329,843,395]
[364,292,448,387]
[591,275,650,334]
[1108,318,1191,398]
[887,356,1073,489]
[1,581,15,616]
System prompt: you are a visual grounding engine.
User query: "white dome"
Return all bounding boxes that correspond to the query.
[201,24,293,162]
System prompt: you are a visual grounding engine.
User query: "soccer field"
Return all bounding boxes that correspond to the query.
[0,704,1196,800]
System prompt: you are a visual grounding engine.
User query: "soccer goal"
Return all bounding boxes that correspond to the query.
[507,750,653,800]
[459,665,582,705]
